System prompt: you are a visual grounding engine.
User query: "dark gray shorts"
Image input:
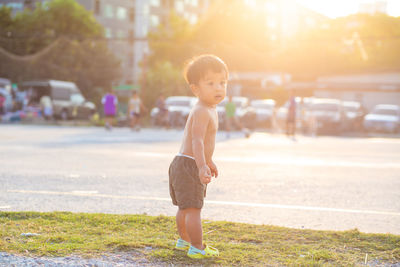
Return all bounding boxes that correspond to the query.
[169,156,206,209]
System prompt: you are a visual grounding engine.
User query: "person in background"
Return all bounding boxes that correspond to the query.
[40,95,53,120]
[224,95,243,138]
[155,93,169,128]
[128,90,147,131]
[0,92,5,122]
[224,95,236,138]
[102,89,118,130]
[286,91,296,139]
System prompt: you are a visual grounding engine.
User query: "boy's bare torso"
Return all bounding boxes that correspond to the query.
[179,103,218,163]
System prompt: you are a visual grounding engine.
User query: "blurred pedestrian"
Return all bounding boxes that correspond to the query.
[0,92,5,122]
[271,107,279,134]
[155,93,169,128]
[224,95,241,138]
[102,89,118,130]
[40,95,53,120]
[286,91,296,139]
[128,90,147,131]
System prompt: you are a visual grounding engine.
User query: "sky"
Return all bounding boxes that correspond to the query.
[295,0,400,18]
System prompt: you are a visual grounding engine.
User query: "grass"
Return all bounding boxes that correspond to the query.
[1,212,399,266]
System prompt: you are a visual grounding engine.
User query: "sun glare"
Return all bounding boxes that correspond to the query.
[295,0,400,18]
[245,0,400,18]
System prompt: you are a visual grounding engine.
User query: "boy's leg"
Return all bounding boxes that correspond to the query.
[130,116,138,129]
[176,208,190,242]
[185,208,204,250]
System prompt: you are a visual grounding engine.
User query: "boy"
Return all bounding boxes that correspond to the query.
[169,55,228,259]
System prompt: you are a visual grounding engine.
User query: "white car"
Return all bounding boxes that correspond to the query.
[363,104,400,133]
[250,99,276,128]
[150,96,197,127]
[342,101,365,132]
[306,98,344,134]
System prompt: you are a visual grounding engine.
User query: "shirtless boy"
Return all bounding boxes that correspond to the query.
[169,54,228,259]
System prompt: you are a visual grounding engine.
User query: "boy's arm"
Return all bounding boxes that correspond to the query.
[207,160,218,178]
[191,107,212,184]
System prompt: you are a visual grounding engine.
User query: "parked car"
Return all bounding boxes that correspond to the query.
[19,80,96,120]
[341,101,366,132]
[250,99,276,128]
[305,98,344,135]
[150,96,197,127]
[363,104,400,133]
[216,96,256,130]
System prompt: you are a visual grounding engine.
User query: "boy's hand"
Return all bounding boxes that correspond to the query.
[208,161,218,178]
[199,165,212,185]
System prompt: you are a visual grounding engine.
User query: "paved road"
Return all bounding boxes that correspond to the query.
[1,125,399,234]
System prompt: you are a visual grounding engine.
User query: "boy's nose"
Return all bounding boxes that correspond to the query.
[215,84,224,91]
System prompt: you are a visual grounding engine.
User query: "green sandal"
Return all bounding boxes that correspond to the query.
[187,244,219,259]
[175,238,190,251]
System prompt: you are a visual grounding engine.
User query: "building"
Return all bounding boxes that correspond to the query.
[78,0,135,86]
[254,0,328,42]
[0,0,209,88]
[132,0,209,84]
[359,1,387,15]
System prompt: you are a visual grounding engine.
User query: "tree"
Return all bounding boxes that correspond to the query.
[0,0,121,104]
[144,13,194,107]
[142,61,187,108]
[281,13,400,79]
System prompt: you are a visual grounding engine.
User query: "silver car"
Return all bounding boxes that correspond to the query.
[250,99,276,128]
[151,96,197,128]
[363,104,400,133]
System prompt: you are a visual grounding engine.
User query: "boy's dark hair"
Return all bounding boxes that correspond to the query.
[183,54,228,85]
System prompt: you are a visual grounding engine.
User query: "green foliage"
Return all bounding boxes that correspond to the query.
[146,2,400,92]
[142,60,188,108]
[147,12,195,67]
[282,14,400,78]
[0,0,120,104]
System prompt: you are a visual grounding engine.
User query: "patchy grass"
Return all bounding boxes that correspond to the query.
[0,212,399,266]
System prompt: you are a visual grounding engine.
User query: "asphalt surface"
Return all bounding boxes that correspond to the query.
[1,125,399,234]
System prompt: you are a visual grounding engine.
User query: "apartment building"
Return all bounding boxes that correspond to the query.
[1,0,209,87]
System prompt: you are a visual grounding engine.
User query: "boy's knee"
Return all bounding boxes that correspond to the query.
[181,207,201,213]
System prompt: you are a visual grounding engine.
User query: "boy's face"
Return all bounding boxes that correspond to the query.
[191,70,227,107]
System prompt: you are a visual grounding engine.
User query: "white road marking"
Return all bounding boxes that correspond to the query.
[7,189,400,217]
[71,191,98,194]
[0,205,11,209]
[134,152,400,169]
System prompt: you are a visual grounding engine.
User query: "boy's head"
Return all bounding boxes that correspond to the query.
[184,54,228,106]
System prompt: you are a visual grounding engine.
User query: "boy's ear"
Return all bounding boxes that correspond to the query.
[190,84,198,96]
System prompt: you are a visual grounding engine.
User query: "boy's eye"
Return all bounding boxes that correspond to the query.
[207,82,213,86]
[220,81,227,86]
